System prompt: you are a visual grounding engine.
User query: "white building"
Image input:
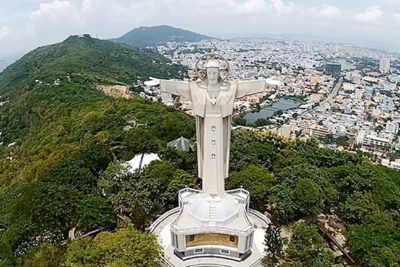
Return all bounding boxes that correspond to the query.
[363,135,391,150]
[379,58,390,74]
[386,121,399,135]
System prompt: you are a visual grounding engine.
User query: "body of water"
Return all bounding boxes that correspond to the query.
[244,97,302,122]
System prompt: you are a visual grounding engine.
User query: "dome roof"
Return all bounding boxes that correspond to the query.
[188,194,238,223]
[167,136,193,151]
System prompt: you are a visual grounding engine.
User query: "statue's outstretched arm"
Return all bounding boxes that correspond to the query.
[235,79,266,99]
[160,80,191,100]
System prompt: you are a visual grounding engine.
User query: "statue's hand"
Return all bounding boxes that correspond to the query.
[210,96,217,105]
[159,80,167,92]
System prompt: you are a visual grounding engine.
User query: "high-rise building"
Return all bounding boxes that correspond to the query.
[325,63,342,76]
[379,58,391,73]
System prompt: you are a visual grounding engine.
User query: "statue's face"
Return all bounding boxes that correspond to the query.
[206,67,219,83]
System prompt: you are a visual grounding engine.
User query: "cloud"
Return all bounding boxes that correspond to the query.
[355,6,383,24]
[0,26,11,40]
[394,14,400,24]
[310,4,340,19]
[193,0,269,15]
[30,0,78,20]
[232,0,269,15]
[270,0,295,15]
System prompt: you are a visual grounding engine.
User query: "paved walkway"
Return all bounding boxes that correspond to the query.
[151,209,270,267]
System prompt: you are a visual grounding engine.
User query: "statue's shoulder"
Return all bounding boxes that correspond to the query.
[193,80,207,89]
[221,81,237,91]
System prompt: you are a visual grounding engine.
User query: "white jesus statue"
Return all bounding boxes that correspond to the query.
[161,54,266,196]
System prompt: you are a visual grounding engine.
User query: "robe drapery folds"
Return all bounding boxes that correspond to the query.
[160,79,265,192]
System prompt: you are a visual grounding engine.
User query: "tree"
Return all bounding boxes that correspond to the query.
[233,116,247,126]
[125,127,161,154]
[263,224,283,266]
[249,142,277,168]
[338,191,380,224]
[0,241,15,267]
[77,195,115,231]
[17,243,65,267]
[227,165,273,206]
[254,118,270,127]
[65,229,162,267]
[112,186,161,230]
[97,162,163,230]
[145,160,177,193]
[270,184,299,223]
[285,222,334,266]
[40,158,98,194]
[164,170,197,205]
[293,179,325,216]
[349,223,400,266]
[159,147,197,175]
[272,149,307,173]
[10,182,82,246]
[154,112,195,141]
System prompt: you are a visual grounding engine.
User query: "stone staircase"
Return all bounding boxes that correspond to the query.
[208,203,217,226]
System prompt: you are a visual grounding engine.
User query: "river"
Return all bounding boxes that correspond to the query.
[243,97,302,123]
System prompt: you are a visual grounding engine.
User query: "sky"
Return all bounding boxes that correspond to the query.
[0,0,400,69]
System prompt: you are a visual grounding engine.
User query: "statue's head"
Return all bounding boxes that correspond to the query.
[195,54,230,83]
[205,59,220,85]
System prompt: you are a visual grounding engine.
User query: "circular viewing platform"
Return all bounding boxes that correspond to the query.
[150,205,271,267]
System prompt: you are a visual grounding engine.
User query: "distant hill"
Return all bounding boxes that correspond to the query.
[115,25,213,48]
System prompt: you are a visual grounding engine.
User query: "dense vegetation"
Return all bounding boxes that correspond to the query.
[0,34,399,266]
[0,35,192,266]
[229,130,400,266]
[115,25,212,48]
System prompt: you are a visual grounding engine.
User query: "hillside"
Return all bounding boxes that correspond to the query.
[0,34,196,266]
[0,35,192,186]
[0,34,187,140]
[115,25,213,48]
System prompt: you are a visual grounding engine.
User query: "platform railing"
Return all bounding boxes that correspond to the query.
[226,188,250,210]
[149,207,180,234]
[178,187,201,207]
[249,209,272,226]
[170,223,254,236]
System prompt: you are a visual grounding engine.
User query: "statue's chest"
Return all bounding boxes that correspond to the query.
[190,83,237,117]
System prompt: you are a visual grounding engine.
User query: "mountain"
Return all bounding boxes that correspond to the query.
[115,25,213,48]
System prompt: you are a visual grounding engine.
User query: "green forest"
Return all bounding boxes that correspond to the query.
[0,35,399,266]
